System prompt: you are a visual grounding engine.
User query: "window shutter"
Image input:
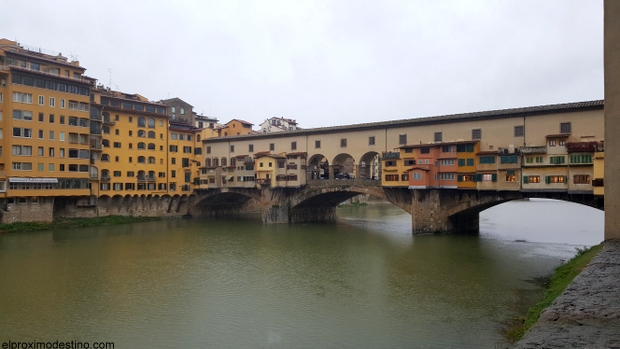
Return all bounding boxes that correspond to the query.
[492,174,497,182]
[545,176,550,184]
[523,176,529,184]
[458,175,463,182]
[564,176,567,183]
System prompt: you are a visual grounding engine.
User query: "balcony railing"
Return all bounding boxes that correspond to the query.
[101,176,110,181]
[566,142,599,153]
[148,177,156,182]
[137,177,146,182]
[382,152,400,159]
[102,119,116,126]
[520,146,547,154]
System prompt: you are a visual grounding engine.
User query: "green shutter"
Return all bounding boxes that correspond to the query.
[458,175,463,182]
[523,176,529,184]
[492,174,497,182]
[545,176,550,184]
[507,170,515,175]
[564,176,567,183]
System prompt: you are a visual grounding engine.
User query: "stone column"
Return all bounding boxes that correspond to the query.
[605,0,620,240]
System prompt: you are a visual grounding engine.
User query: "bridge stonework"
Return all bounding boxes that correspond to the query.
[191,181,603,234]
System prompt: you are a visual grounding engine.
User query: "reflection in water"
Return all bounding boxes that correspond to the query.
[0,200,602,348]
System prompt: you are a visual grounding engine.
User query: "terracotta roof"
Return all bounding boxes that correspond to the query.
[407,166,431,172]
[400,140,478,149]
[477,150,499,155]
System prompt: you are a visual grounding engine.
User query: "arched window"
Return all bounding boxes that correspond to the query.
[138,156,145,163]
[148,131,155,138]
[138,117,146,127]
[148,143,155,150]
[137,170,145,180]
[101,154,110,162]
[148,118,155,128]
[205,158,211,167]
[213,158,219,167]
[148,157,155,164]
[197,135,201,142]
[138,130,146,137]
[148,170,155,179]
[138,142,145,149]
[102,126,110,134]
[102,112,111,123]
[101,169,110,178]
[102,139,110,147]
[221,157,227,167]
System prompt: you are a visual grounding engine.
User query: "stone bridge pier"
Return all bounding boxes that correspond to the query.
[409,189,524,234]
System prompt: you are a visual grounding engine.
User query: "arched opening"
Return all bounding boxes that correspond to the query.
[332,153,355,179]
[307,154,329,180]
[359,151,381,180]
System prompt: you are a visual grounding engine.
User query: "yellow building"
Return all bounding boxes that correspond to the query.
[89,88,169,196]
[168,120,202,193]
[218,119,254,136]
[593,142,604,196]
[456,142,479,189]
[0,39,94,202]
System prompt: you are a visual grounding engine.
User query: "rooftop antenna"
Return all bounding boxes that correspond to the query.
[108,69,113,88]
[167,92,170,99]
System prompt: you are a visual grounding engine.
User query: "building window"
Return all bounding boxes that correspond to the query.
[399,134,407,145]
[434,132,442,142]
[13,110,33,121]
[523,175,540,184]
[420,147,430,154]
[12,127,33,138]
[549,140,556,147]
[49,97,55,107]
[546,175,566,184]
[385,174,399,181]
[249,144,254,152]
[368,136,375,146]
[549,156,565,164]
[560,122,571,134]
[206,146,211,154]
[514,125,524,137]
[270,143,275,151]
[171,170,176,178]
[440,173,455,180]
[230,145,235,153]
[38,95,44,105]
[570,154,592,164]
[573,175,590,184]
[412,173,423,180]
[291,141,297,150]
[114,142,121,148]
[38,146,44,156]
[479,156,495,164]
[505,174,516,182]
[472,129,481,140]
[340,139,347,147]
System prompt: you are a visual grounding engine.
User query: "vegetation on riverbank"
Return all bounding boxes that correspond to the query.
[504,244,603,342]
[0,215,163,234]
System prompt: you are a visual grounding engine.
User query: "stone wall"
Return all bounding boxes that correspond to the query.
[0,197,55,223]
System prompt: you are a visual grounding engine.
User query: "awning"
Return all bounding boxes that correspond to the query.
[9,177,58,183]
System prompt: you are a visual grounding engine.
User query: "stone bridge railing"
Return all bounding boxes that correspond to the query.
[306,178,382,188]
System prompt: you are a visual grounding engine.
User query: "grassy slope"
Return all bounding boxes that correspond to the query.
[506,244,603,342]
[0,215,162,234]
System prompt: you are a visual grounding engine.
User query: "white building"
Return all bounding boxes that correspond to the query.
[260,117,299,133]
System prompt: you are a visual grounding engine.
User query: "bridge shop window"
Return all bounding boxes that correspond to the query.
[315,140,321,149]
[401,174,409,181]
[573,175,590,184]
[385,174,399,181]
[514,125,524,137]
[472,129,481,140]
[340,138,347,147]
[404,159,416,166]
[505,174,516,182]
[434,132,442,142]
[385,160,397,167]
[523,175,540,184]
[479,156,495,164]
[546,175,566,184]
[398,134,407,145]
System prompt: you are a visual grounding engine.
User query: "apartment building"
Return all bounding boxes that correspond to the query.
[168,120,202,193]
[0,39,95,202]
[89,88,169,196]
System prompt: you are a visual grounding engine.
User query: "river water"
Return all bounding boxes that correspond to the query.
[0,199,603,348]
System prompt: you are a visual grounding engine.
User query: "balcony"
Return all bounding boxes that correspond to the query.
[102,119,116,126]
[137,177,146,182]
[520,146,547,154]
[382,152,400,160]
[566,141,599,153]
[438,151,457,159]
[101,176,110,181]
[148,177,156,182]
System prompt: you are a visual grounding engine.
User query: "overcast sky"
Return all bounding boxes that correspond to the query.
[2,0,603,128]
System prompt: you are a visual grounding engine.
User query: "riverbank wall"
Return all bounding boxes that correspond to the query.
[512,241,620,348]
[0,195,260,224]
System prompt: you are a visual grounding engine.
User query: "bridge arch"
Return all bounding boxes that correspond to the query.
[308,154,329,179]
[359,151,380,180]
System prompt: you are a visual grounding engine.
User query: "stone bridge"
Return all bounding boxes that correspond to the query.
[190,180,603,234]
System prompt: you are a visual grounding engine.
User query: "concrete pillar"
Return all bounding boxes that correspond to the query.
[605,1,620,241]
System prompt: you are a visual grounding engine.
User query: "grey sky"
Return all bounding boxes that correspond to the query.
[2,0,603,128]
